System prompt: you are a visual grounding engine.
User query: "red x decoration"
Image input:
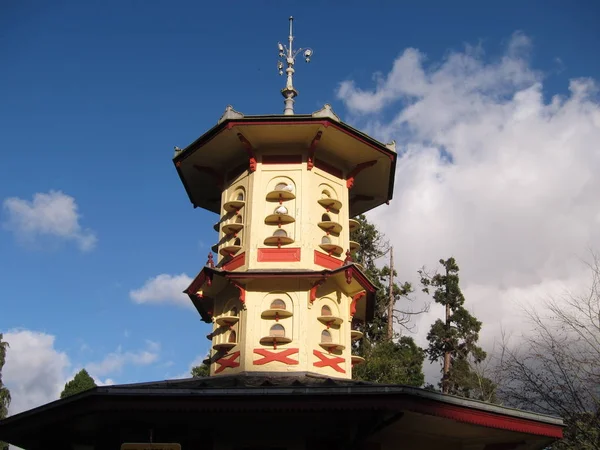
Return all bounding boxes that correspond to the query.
[253,348,299,366]
[215,351,241,374]
[313,350,346,374]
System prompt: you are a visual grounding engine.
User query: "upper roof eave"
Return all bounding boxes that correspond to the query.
[172,115,396,165]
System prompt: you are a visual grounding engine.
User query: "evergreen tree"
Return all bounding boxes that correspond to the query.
[420,257,495,399]
[60,369,96,399]
[350,215,425,386]
[190,363,210,377]
[0,334,11,450]
[353,337,425,386]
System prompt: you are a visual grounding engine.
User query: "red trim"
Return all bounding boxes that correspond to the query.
[347,160,378,189]
[253,348,299,365]
[307,131,322,170]
[257,248,301,262]
[262,155,303,165]
[350,291,366,317]
[223,252,245,271]
[237,133,257,172]
[313,350,345,374]
[314,250,343,269]
[406,399,563,439]
[214,351,240,374]
[314,159,343,179]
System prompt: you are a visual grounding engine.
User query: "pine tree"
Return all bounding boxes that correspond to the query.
[350,215,425,386]
[60,369,97,399]
[420,257,495,399]
[0,334,11,450]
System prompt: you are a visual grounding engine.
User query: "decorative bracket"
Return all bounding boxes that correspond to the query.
[346,160,377,189]
[307,131,323,170]
[350,291,366,318]
[309,277,327,304]
[230,281,246,305]
[237,133,257,172]
[345,265,353,284]
[193,165,224,189]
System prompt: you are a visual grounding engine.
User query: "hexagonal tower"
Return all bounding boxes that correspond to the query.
[173,18,396,379]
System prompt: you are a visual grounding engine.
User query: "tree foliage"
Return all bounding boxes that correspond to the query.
[495,254,600,449]
[191,363,210,378]
[353,337,424,386]
[350,215,425,385]
[0,334,10,450]
[420,257,495,399]
[60,369,97,399]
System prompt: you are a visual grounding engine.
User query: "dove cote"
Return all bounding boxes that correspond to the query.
[171,20,396,378]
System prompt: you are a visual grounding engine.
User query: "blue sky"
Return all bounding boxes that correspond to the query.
[2,0,600,414]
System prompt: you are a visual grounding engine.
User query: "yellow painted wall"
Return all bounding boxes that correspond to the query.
[208,149,361,379]
[208,278,355,378]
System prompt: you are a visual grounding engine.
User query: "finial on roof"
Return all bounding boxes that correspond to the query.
[218,105,244,124]
[277,16,313,115]
[385,140,397,152]
[312,104,340,122]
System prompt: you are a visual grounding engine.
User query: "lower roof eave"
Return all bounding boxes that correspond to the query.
[0,381,563,442]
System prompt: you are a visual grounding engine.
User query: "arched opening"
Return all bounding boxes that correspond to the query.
[236,192,244,201]
[231,306,238,316]
[322,213,331,222]
[275,182,290,191]
[321,236,331,244]
[228,330,237,343]
[321,190,331,199]
[234,237,241,246]
[235,215,243,223]
[272,229,287,237]
[274,205,288,215]
[321,330,332,343]
[270,299,286,310]
[321,305,332,316]
[269,324,285,338]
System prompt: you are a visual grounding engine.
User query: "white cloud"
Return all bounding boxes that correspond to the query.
[92,377,115,386]
[3,330,70,415]
[130,273,193,307]
[336,33,600,383]
[2,330,161,418]
[2,190,97,251]
[173,352,209,379]
[86,342,160,377]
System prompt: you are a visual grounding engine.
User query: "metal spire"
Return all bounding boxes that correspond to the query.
[277,16,313,115]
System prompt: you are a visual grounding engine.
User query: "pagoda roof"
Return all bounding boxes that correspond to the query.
[184,263,376,323]
[173,114,397,217]
[0,373,563,449]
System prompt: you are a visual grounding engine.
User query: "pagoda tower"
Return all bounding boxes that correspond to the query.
[174,17,397,379]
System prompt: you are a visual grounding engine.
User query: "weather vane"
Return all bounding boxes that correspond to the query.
[278,16,313,115]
